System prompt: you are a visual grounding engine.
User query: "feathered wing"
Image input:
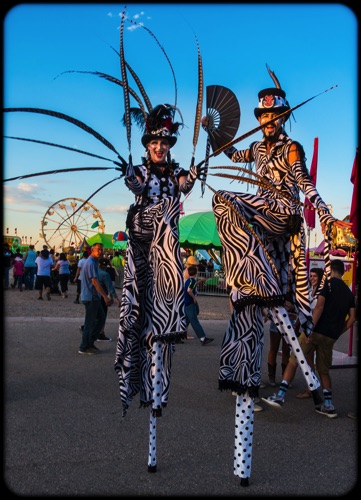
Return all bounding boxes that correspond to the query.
[4,135,122,166]
[4,107,126,165]
[55,70,148,118]
[4,166,119,183]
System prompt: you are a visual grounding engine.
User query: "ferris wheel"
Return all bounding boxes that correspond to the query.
[40,197,105,251]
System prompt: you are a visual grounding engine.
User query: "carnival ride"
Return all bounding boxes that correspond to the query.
[40,197,104,251]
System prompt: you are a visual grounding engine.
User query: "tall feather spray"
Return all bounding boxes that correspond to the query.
[126,17,178,109]
[120,6,132,166]
[192,35,203,161]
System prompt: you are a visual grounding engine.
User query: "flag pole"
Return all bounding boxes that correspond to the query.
[348,252,357,356]
[348,148,358,357]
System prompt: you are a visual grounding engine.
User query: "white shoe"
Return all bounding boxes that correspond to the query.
[254,404,264,412]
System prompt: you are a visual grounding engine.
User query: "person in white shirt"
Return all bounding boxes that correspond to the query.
[35,249,54,300]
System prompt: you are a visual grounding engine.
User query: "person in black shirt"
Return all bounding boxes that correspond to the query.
[263,259,356,418]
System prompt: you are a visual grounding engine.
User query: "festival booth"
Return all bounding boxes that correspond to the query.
[179,212,227,295]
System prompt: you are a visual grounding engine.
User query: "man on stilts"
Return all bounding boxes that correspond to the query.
[203,68,351,486]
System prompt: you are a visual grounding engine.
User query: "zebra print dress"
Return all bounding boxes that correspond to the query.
[114,162,188,416]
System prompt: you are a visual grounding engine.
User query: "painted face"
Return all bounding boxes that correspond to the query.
[258,112,284,139]
[147,139,170,163]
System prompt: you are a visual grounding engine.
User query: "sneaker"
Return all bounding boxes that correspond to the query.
[262,394,284,408]
[268,377,276,387]
[88,346,99,354]
[347,411,357,419]
[254,404,264,412]
[315,404,337,419]
[97,334,112,341]
[78,348,97,355]
[37,296,43,300]
[260,380,267,389]
[202,337,214,346]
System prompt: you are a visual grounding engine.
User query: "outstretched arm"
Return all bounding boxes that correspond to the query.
[289,143,352,231]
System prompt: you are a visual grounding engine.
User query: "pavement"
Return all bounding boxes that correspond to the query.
[3,291,359,497]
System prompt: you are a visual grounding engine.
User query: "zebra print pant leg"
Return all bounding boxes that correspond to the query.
[115,222,150,415]
[213,191,286,308]
[213,189,313,335]
[219,305,264,395]
[149,196,187,340]
[115,197,185,415]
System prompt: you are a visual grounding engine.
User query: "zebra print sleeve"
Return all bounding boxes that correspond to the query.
[228,144,254,163]
[293,159,335,226]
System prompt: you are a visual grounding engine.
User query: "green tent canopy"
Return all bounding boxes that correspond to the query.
[86,233,127,249]
[179,211,222,250]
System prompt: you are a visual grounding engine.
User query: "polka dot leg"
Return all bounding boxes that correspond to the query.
[234,393,254,481]
[151,341,163,413]
[148,412,157,472]
[268,306,320,391]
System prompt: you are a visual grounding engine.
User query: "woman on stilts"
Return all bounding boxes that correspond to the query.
[114,104,201,471]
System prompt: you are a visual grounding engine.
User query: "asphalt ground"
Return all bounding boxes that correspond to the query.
[3,291,359,497]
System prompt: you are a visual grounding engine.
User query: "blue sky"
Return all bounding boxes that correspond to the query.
[3,3,358,250]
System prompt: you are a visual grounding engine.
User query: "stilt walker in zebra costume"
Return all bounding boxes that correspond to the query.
[203,69,351,486]
[114,104,202,471]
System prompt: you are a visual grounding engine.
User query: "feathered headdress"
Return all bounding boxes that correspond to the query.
[124,104,183,148]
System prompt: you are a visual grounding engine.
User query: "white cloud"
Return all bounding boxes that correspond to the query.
[102,204,129,214]
[4,183,49,207]
[18,182,39,193]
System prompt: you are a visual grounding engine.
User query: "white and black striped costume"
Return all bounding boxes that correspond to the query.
[213,132,335,480]
[114,160,197,416]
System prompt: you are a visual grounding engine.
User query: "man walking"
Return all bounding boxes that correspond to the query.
[78,243,112,355]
